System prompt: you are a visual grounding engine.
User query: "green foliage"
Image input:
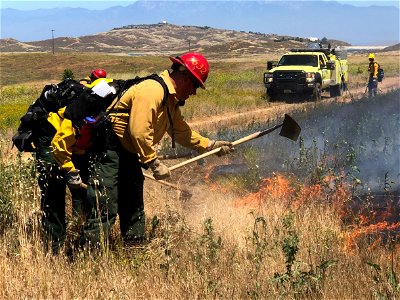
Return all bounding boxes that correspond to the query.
[148,215,160,241]
[224,147,263,192]
[281,212,299,276]
[273,212,337,297]
[185,217,224,298]
[247,214,269,275]
[0,85,41,130]
[366,256,400,299]
[181,68,265,119]
[62,69,74,80]
[199,218,222,263]
[0,192,14,235]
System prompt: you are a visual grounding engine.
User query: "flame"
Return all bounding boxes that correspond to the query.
[344,221,400,251]
[234,173,350,211]
[231,172,399,252]
[234,174,293,208]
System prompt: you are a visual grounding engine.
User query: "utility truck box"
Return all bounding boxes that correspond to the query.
[263,47,348,101]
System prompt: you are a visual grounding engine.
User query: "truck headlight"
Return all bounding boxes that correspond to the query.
[306,72,315,83]
[264,73,273,83]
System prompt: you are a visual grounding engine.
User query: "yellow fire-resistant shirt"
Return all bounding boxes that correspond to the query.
[109,70,210,164]
[368,62,379,78]
[49,78,113,172]
[48,107,80,172]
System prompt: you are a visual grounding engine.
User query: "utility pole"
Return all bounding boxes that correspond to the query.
[188,39,191,52]
[51,29,55,54]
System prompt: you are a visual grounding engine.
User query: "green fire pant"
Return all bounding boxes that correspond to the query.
[36,121,89,254]
[83,136,145,248]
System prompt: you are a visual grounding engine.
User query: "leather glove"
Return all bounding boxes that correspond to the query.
[207,140,234,156]
[67,169,82,189]
[149,159,170,180]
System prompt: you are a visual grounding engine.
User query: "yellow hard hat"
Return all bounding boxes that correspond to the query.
[368,53,375,59]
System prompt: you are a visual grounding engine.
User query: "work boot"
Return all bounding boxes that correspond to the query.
[122,235,147,251]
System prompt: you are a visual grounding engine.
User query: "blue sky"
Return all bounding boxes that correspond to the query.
[2,0,399,10]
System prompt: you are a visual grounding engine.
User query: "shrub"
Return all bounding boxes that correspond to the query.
[62,69,75,80]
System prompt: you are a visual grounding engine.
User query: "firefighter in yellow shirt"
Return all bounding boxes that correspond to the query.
[41,76,110,254]
[80,52,233,248]
[367,53,379,97]
[50,77,114,179]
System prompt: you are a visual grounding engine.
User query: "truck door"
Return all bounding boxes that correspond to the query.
[319,55,330,87]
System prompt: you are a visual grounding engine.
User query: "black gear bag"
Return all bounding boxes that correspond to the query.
[12,79,83,152]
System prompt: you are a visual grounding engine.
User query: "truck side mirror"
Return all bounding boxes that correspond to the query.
[267,61,273,70]
[326,61,335,70]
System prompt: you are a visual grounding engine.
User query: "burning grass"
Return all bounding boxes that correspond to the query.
[2,158,399,298]
[231,171,399,252]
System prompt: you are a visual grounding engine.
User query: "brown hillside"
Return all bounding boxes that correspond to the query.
[384,43,400,51]
[0,23,349,58]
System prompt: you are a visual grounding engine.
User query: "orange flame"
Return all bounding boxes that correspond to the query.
[344,221,400,251]
[234,174,293,208]
[232,172,399,252]
[234,173,350,211]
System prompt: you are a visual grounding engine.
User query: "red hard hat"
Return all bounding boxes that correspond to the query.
[170,52,209,89]
[91,68,107,79]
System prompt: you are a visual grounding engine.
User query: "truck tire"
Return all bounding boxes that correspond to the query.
[312,82,322,101]
[329,84,342,97]
[330,79,346,97]
[265,89,276,102]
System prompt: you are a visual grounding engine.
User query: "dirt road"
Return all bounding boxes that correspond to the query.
[188,77,400,132]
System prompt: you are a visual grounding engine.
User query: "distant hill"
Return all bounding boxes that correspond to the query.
[384,43,400,51]
[0,23,350,58]
[1,1,399,46]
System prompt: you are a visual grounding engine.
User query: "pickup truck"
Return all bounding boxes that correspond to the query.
[263,47,348,101]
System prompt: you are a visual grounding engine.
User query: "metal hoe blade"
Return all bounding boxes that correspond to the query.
[279,114,301,141]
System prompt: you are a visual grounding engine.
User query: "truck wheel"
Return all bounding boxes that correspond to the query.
[312,83,322,101]
[266,89,275,102]
[329,84,342,97]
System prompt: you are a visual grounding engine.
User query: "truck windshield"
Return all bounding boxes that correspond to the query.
[278,55,318,67]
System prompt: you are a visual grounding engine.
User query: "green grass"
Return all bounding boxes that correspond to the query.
[182,68,266,119]
[0,58,268,130]
[0,85,43,129]
[1,52,399,130]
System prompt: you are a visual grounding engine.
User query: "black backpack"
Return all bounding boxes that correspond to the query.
[377,63,384,82]
[12,75,168,152]
[12,79,84,152]
[64,74,169,151]
[63,74,168,128]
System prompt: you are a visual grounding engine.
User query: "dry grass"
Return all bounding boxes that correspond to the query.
[1,51,399,299]
[1,165,398,299]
